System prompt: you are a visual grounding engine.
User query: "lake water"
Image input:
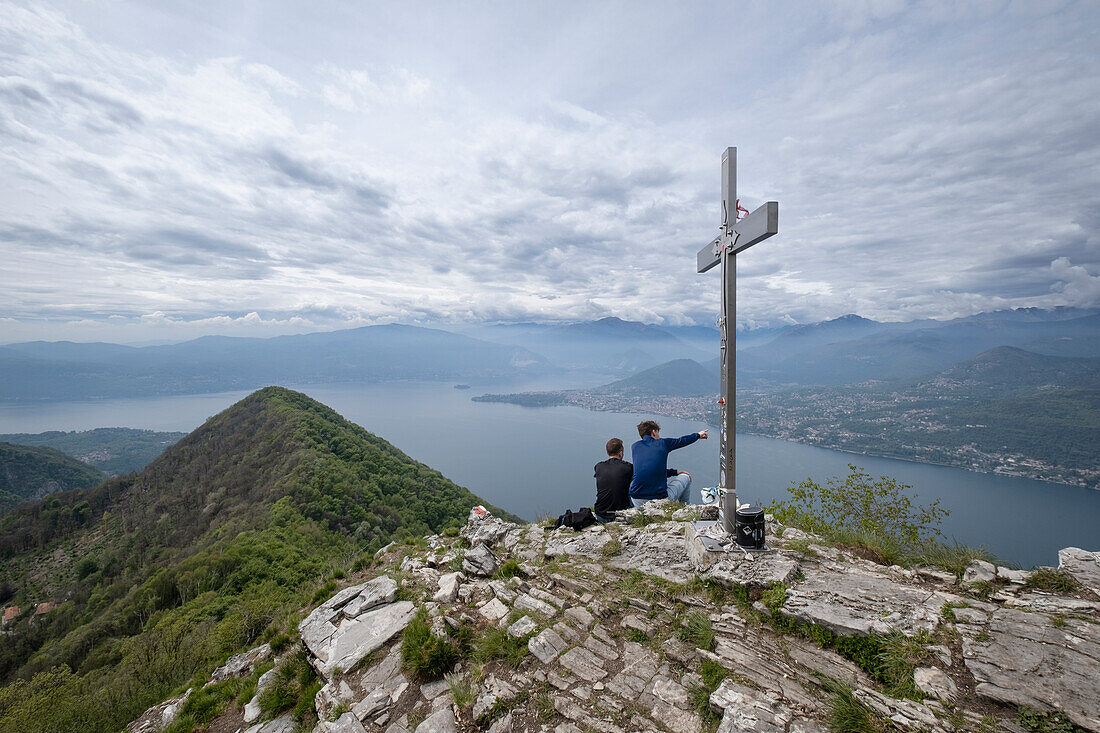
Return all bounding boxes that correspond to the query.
[1,378,1096,568]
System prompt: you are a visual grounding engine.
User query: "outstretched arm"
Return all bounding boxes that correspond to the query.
[664,430,706,451]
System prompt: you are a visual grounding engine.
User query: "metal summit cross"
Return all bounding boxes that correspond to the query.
[696,147,778,536]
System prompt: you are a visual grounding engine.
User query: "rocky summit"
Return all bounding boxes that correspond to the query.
[131,502,1100,733]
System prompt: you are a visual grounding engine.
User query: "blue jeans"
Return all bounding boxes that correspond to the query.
[631,474,691,507]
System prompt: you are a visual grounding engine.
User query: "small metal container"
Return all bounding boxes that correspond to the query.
[734,505,766,549]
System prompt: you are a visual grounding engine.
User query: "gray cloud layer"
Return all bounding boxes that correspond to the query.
[1,0,1098,342]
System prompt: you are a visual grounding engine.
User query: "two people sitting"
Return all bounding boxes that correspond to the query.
[593,419,708,519]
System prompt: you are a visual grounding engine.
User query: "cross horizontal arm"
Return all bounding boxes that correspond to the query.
[696,201,779,273]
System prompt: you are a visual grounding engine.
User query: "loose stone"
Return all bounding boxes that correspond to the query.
[507,615,538,638]
[528,628,569,664]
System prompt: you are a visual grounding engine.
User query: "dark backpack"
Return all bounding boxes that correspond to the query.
[551,507,597,531]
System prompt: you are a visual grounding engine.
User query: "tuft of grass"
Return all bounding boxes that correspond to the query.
[820,676,888,733]
[448,550,466,573]
[445,672,475,710]
[310,580,338,605]
[401,607,463,681]
[783,538,820,558]
[600,539,623,558]
[494,559,525,579]
[257,647,318,720]
[676,611,716,652]
[1024,568,1081,594]
[534,690,556,720]
[827,528,904,567]
[691,660,728,733]
[626,629,649,644]
[876,632,931,699]
[269,631,292,654]
[471,626,529,668]
[631,513,665,528]
[163,677,252,732]
[908,541,997,579]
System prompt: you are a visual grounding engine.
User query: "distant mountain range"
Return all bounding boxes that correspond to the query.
[0,324,547,401]
[2,307,1099,402]
[736,308,1100,387]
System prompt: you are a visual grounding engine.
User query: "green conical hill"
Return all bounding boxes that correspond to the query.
[0,386,511,732]
[0,442,105,515]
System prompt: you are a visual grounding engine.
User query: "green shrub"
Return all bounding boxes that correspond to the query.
[631,513,664,528]
[401,608,462,680]
[269,632,292,654]
[259,647,317,717]
[1016,705,1086,733]
[761,583,787,617]
[769,465,948,550]
[494,559,525,579]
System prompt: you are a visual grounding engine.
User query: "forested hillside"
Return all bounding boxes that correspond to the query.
[0,443,105,515]
[0,428,185,476]
[0,387,512,732]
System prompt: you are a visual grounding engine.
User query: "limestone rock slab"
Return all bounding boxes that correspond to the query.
[478,597,509,622]
[313,600,415,678]
[433,572,463,604]
[514,592,557,618]
[780,568,944,636]
[711,679,791,733]
[300,576,398,663]
[558,646,608,681]
[414,707,457,733]
[1059,547,1100,596]
[529,628,568,664]
[914,667,957,702]
[703,554,801,590]
[507,615,537,638]
[963,560,996,585]
[245,669,280,723]
[317,713,368,733]
[544,525,613,558]
[964,607,1100,732]
[473,675,519,720]
[608,525,693,583]
[126,687,192,733]
[462,509,520,548]
[463,543,499,577]
[209,643,271,684]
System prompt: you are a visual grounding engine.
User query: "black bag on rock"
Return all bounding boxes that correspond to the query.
[551,507,597,531]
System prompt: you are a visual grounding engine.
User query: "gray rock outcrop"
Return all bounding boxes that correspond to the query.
[129,506,1100,733]
[298,575,414,678]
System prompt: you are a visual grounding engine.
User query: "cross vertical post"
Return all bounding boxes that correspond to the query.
[720,149,738,534]
[696,147,779,537]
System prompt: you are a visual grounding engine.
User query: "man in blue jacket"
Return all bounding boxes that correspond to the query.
[628,420,708,506]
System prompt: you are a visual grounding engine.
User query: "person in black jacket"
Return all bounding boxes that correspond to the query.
[593,438,633,520]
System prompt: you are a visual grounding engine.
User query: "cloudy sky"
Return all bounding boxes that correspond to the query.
[2,1,1098,343]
